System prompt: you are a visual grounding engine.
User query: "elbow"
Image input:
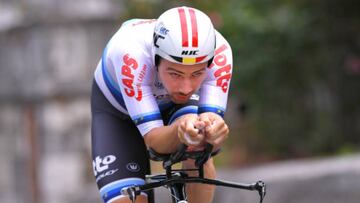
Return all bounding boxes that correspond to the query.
[143,128,156,149]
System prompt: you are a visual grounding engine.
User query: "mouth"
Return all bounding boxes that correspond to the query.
[172,93,191,103]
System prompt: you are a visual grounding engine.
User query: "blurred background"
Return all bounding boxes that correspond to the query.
[0,0,359,203]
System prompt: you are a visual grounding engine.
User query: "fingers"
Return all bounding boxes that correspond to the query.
[194,120,206,130]
[204,120,229,147]
[176,113,229,148]
[178,120,205,147]
[183,133,201,145]
[199,116,212,127]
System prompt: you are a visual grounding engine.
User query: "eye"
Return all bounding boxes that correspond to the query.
[169,72,181,78]
[192,71,204,78]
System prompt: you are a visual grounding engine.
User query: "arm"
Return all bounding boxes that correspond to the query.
[198,32,233,150]
[144,114,206,154]
[144,123,180,154]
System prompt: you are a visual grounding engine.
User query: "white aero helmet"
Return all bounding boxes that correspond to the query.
[154,6,216,65]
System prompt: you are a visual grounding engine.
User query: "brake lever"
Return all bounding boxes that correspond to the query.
[255,181,266,203]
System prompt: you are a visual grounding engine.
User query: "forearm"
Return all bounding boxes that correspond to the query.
[144,113,201,154]
[144,124,181,154]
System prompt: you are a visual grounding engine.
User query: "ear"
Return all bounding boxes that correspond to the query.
[207,56,214,67]
[155,54,161,71]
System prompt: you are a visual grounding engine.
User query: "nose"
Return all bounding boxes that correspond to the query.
[178,78,193,95]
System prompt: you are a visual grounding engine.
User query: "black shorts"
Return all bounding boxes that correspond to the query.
[91,80,198,203]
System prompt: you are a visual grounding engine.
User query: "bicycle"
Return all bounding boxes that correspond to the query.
[122,143,266,203]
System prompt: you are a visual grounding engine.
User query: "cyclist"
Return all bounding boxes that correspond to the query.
[91,6,233,203]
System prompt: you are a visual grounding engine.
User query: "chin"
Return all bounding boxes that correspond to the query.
[171,99,187,104]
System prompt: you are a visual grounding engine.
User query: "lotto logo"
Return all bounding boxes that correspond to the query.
[209,44,232,93]
[93,155,117,176]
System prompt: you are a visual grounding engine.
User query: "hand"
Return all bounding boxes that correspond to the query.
[176,114,206,147]
[199,112,229,149]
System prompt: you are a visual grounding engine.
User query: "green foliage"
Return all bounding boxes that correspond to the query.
[222,0,360,161]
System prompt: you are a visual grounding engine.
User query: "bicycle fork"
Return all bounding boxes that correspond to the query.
[170,183,188,203]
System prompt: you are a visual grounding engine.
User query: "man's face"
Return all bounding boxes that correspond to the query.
[157,58,207,104]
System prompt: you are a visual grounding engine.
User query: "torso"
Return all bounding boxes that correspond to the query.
[94,19,233,135]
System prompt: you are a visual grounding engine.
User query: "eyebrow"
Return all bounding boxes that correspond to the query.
[166,67,206,74]
[193,67,206,74]
[166,67,184,74]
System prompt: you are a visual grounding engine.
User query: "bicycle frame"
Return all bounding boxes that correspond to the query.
[122,144,266,203]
